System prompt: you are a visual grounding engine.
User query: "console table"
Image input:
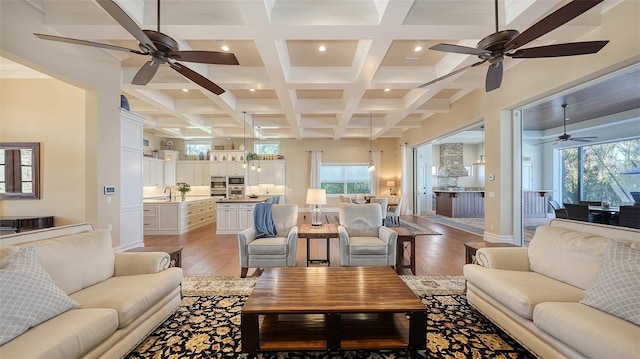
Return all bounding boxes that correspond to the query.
[0,216,54,233]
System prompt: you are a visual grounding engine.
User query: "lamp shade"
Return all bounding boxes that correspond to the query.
[306,188,326,205]
[386,180,396,188]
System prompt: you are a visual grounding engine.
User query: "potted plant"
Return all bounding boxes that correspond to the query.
[177,182,191,201]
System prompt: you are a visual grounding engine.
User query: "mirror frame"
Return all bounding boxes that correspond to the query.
[0,142,41,200]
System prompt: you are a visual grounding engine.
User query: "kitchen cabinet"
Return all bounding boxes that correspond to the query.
[210,160,246,177]
[216,201,259,234]
[177,161,210,185]
[143,197,215,235]
[248,160,285,185]
[159,150,178,185]
[143,157,164,186]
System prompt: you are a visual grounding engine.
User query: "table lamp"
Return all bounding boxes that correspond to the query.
[306,188,326,227]
[387,180,396,195]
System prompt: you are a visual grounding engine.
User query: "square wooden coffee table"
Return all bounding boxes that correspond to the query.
[241,267,427,357]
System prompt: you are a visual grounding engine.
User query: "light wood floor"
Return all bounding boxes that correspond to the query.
[143,213,484,277]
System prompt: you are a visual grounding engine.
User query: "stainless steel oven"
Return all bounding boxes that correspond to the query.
[227,176,245,185]
[211,176,226,197]
[228,186,245,198]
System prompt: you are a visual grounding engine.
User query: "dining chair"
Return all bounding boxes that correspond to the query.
[370,198,388,225]
[339,195,353,204]
[387,196,403,226]
[548,200,568,219]
[564,203,598,223]
[618,205,640,229]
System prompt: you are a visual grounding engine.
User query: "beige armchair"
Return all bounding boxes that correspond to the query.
[237,204,299,277]
[338,203,397,267]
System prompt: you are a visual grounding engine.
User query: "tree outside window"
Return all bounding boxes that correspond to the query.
[321,165,372,195]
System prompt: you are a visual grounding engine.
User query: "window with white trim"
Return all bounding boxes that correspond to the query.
[320,164,372,195]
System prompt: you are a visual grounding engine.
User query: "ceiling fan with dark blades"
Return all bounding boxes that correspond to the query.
[537,103,598,145]
[419,0,609,92]
[34,0,238,95]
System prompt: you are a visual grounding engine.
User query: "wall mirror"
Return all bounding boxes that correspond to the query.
[0,142,41,200]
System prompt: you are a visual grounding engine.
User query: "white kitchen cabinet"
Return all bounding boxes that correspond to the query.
[227,162,245,176]
[238,204,255,229]
[143,157,164,186]
[143,197,215,235]
[159,150,178,185]
[209,151,246,177]
[216,202,258,234]
[177,161,210,185]
[217,203,239,233]
[248,160,285,185]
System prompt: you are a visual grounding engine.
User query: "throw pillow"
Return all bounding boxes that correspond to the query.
[0,247,80,345]
[580,239,640,325]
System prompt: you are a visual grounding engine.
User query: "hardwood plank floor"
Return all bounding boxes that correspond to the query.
[142,213,484,277]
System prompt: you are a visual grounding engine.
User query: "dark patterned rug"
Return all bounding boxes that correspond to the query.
[125,294,536,358]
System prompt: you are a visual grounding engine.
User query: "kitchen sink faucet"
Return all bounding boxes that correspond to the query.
[164,187,173,201]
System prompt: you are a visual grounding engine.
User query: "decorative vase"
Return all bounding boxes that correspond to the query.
[181,192,186,201]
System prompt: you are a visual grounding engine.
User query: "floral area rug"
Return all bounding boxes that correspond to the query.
[126,276,536,358]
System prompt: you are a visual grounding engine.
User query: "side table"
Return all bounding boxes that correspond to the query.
[126,246,184,268]
[464,241,518,264]
[298,223,338,266]
[389,227,436,275]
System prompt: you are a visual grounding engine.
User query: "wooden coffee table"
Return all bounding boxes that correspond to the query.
[241,267,427,357]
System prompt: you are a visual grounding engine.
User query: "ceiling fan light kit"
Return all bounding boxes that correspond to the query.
[34,0,238,95]
[419,0,609,92]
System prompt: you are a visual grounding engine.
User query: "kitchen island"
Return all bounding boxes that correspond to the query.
[216,196,272,234]
[143,196,215,235]
[434,190,485,218]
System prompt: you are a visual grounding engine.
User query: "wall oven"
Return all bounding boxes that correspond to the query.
[227,176,245,185]
[228,186,245,198]
[211,176,226,197]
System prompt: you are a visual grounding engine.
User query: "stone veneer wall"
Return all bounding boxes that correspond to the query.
[438,143,468,177]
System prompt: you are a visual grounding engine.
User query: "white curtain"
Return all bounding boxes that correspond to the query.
[310,151,322,188]
[372,150,381,196]
[400,144,408,215]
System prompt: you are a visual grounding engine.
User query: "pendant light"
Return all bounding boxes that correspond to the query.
[367,113,375,172]
[242,111,247,169]
[250,114,256,171]
[475,125,485,164]
[257,126,262,172]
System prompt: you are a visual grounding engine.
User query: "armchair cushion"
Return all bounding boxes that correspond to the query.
[248,237,288,255]
[348,237,389,255]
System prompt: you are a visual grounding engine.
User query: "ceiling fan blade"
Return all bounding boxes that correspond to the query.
[510,41,609,58]
[570,138,594,142]
[132,61,160,85]
[95,0,157,52]
[168,51,239,65]
[485,61,503,92]
[34,33,145,54]
[418,60,487,88]
[505,0,604,51]
[169,62,225,95]
[430,43,489,56]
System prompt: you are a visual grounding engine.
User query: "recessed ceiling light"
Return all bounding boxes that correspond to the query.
[221,45,230,52]
[384,88,391,92]
[182,89,189,92]
[249,88,256,92]
[318,45,326,52]
[414,46,423,52]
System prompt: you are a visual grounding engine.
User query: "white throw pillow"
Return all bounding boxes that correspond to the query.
[580,239,640,326]
[0,247,80,345]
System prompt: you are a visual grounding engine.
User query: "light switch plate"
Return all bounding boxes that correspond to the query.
[104,186,116,195]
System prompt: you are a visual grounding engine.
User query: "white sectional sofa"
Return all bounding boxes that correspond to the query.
[464,219,640,359]
[0,223,183,359]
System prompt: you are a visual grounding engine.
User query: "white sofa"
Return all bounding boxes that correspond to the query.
[464,219,640,359]
[0,223,183,359]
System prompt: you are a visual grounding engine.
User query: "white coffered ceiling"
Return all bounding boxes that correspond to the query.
[9,0,626,140]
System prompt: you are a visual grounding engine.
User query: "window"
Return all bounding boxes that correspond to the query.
[185,142,211,157]
[320,164,372,195]
[0,142,40,199]
[254,142,279,155]
[560,138,640,206]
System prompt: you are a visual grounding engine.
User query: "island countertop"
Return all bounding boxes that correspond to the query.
[216,196,271,203]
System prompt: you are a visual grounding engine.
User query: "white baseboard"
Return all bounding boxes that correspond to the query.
[483,231,515,244]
